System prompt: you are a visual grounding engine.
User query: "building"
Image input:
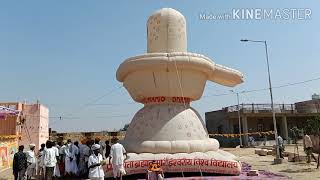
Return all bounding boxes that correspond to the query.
[0,101,49,167]
[205,97,320,147]
[18,102,49,151]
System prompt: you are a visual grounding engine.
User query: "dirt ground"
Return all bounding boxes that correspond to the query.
[224,145,320,180]
[2,145,320,179]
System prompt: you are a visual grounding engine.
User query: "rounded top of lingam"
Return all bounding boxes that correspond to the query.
[147,8,187,53]
[116,8,244,103]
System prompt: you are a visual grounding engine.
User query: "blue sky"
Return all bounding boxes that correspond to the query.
[1,1,319,132]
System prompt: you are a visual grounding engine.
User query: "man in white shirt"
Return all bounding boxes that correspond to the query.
[52,141,61,178]
[277,135,284,158]
[74,141,80,165]
[65,139,79,176]
[26,143,36,180]
[88,144,105,180]
[304,133,316,163]
[44,141,57,180]
[109,138,127,180]
[37,143,46,180]
[58,140,67,176]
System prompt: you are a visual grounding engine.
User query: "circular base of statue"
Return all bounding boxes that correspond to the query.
[104,150,241,177]
[123,103,215,154]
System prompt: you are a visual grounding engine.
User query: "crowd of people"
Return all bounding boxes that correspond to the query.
[12,137,127,180]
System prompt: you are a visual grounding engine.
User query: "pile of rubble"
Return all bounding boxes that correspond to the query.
[254,148,273,156]
[254,147,307,162]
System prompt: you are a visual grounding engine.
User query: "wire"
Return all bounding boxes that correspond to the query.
[48,75,320,129]
[203,92,231,98]
[48,114,131,126]
[83,85,124,106]
[50,85,124,126]
[86,102,136,106]
[273,76,320,89]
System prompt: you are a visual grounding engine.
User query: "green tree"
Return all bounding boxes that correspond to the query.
[305,116,320,135]
[290,126,302,144]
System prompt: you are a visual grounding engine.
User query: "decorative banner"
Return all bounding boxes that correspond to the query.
[0,106,21,116]
[104,158,241,177]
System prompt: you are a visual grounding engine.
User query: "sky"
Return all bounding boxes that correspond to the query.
[0,1,319,132]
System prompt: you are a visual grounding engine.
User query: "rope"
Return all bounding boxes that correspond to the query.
[172,55,187,109]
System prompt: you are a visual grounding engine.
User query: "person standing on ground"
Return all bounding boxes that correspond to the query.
[26,144,36,180]
[304,133,317,163]
[74,141,80,167]
[109,138,127,180]
[89,140,95,156]
[248,136,255,147]
[105,140,111,159]
[147,160,164,180]
[58,140,66,176]
[277,135,284,158]
[79,139,90,177]
[13,145,27,180]
[44,141,57,180]
[65,139,78,176]
[52,141,61,178]
[38,143,46,180]
[263,135,267,146]
[88,144,105,180]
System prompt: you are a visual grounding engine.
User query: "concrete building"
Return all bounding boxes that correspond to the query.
[0,102,49,152]
[205,98,320,147]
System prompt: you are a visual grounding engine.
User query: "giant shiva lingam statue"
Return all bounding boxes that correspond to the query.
[108,8,244,176]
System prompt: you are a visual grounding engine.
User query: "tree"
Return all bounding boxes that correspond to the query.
[305,116,320,136]
[290,126,302,144]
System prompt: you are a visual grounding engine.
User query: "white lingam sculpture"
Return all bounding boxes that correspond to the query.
[110,8,244,176]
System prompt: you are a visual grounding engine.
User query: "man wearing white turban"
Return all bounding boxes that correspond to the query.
[88,144,105,180]
[26,144,36,180]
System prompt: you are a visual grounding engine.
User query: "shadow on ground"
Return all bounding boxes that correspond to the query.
[280,168,315,173]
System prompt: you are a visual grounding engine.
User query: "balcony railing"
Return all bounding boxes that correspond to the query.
[225,103,295,113]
